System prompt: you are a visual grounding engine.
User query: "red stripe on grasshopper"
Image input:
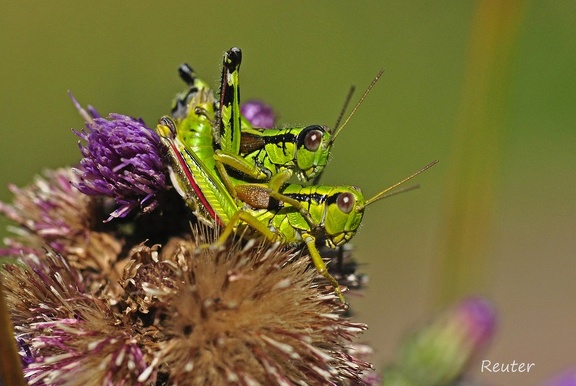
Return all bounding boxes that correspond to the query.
[166,138,224,227]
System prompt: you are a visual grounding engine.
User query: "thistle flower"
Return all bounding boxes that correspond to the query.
[1,163,374,385]
[383,297,497,386]
[241,100,277,128]
[1,250,150,385]
[72,98,167,221]
[2,67,376,384]
[1,227,373,385]
[0,168,122,275]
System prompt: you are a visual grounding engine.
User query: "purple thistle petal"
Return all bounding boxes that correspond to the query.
[86,104,101,119]
[68,91,101,122]
[0,169,95,259]
[17,337,34,366]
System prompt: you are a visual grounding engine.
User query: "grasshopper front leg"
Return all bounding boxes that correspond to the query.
[303,233,346,304]
[214,151,311,224]
[214,150,272,181]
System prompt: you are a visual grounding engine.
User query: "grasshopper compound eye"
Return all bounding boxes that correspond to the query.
[301,126,325,151]
[336,192,356,214]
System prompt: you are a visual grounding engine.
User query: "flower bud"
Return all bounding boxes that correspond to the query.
[241,99,276,128]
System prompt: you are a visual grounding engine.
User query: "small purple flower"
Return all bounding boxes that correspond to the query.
[541,371,576,386]
[74,112,167,221]
[385,297,497,386]
[241,99,276,128]
[453,296,497,350]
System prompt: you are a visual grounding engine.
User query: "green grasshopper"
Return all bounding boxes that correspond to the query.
[161,48,436,302]
[157,112,436,303]
[171,48,384,192]
[165,49,372,230]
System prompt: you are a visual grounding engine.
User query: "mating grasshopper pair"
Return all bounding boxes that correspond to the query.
[157,47,436,303]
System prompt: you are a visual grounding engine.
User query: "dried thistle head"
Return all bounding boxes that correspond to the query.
[0,168,122,276]
[122,233,374,385]
[2,229,373,385]
[2,250,150,386]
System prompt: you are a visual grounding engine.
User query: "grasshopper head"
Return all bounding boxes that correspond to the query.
[323,186,365,248]
[322,160,439,248]
[298,68,384,183]
[295,125,332,181]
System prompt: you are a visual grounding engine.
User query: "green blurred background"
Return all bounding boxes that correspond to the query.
[1,1,574,384]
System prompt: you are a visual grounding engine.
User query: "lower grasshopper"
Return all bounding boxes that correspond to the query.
[156,113,436,303]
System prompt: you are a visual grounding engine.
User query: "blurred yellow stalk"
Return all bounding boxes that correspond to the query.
[0,279,26,386]
[435,0,526,305]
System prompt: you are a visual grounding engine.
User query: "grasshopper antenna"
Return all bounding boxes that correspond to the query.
[375,184,421,200]
[312,86,356,185]
[313,69,385,186]
[359,160,439,210]
[331,68,385,142]
[333,85,356,132]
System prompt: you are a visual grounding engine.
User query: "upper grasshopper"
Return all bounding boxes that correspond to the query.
[171,48,384,190]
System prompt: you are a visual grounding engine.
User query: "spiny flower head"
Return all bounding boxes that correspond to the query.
[1,228,373,385]
[126,237,372,385]
[2,250,150,385]
[72,96,167,221]
[0,168,123,275]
